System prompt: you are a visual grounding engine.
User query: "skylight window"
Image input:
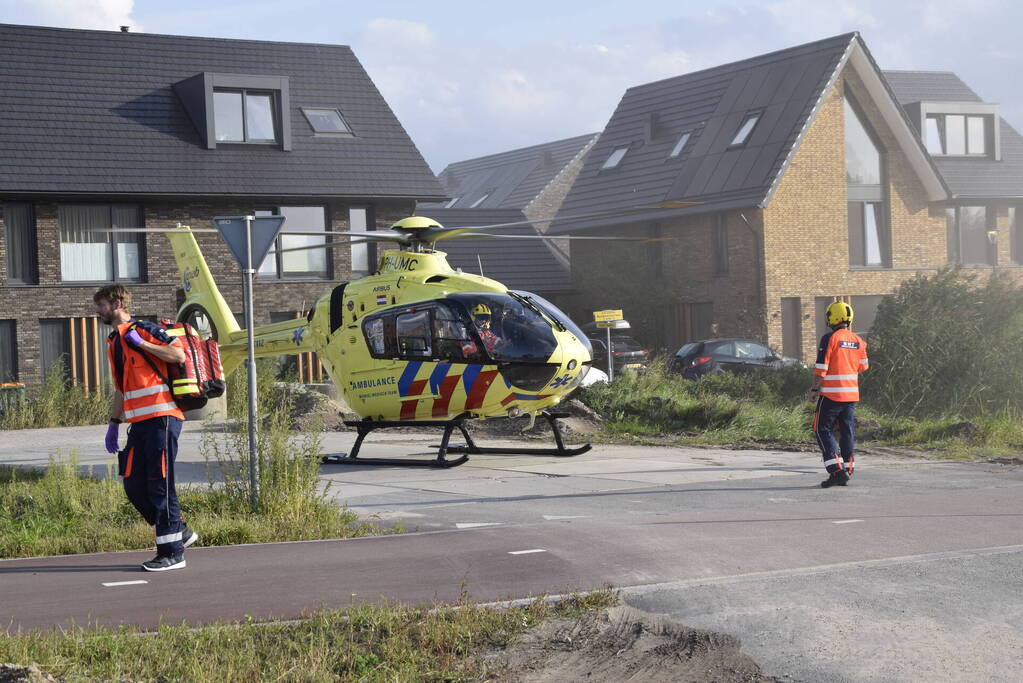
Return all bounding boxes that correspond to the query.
[669,132,691,158]
[601,146,629,170]
[470,192,492,208]
[729,111,761,147]
[444,197,460,208]
[301,108,352,135]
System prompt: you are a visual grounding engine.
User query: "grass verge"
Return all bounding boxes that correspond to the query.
[577,363,1023,459]
[0,589,617,681]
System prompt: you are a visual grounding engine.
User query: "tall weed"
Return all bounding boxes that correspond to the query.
[0,358,110,430]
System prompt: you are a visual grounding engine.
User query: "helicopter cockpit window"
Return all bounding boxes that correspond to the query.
[447,293,558,363]
[396,310,432,358]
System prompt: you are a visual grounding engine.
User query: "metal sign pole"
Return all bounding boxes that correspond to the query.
[606,327,613,381]
[243,215,259,512]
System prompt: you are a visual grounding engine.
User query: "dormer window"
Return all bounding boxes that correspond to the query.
[925,114,988,156]
[214,90,277,143]
[173,72,292,150]
[729,111,761,147]
[601,146,629,170]
[669,132,691,158]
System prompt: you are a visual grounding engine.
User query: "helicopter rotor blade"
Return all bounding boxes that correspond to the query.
[418,200,700,239]
[445,231,665,242]
[272,232,412,256]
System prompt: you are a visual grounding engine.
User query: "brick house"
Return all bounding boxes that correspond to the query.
[0,24,443,389]
[549,33,1023,360]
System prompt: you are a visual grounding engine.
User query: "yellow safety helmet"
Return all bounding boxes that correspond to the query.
[826,301,854,327]
[472,303,492,328]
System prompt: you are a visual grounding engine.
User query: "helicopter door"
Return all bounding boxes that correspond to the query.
[395,310,432,358]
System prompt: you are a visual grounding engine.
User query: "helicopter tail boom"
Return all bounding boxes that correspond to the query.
[167,226,244,371]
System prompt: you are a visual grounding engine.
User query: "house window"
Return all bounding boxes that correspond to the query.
[349,206,371,276]
[214,90,277,143]
[300,107,351,135]
[601,146,629,170]
[1011,207,1022,265]
[256,206,329,279]
[0,320,16,382]
[845,95,888,267]
[669,132,691,158]
[729,111,761,147]
[848,202,885,267]
[947,206,994,266]
[39,317,111,388]
[470,192,492,208]
[4,202,37,284]
[925,114,988,156]
[58,205,144,282]
[712,214,728,275]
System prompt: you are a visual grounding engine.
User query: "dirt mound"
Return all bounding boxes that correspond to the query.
[0,664,57,683]
[491,605,773,682]
[467,399,603,440]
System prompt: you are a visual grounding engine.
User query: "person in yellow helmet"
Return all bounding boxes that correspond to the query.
[471,303,503,353]
[808,301,869,488]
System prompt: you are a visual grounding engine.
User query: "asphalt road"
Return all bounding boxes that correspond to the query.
[1,424,1021,682]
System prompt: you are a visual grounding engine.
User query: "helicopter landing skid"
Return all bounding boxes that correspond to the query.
[321,418,471,468]
[442,411,592,457]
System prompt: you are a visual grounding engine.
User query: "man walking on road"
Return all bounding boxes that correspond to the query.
[808,301,869,488]
[94,285,197,571]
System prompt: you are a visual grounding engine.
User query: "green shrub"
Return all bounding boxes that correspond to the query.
[863,268,1023,417]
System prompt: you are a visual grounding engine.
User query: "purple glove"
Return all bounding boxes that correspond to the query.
[105,422,120,454]
[124,329,143,348]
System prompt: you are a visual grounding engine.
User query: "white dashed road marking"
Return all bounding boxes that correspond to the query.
[543,515,587,520]
[456,522,503,529]
[833,519,864,524]
[102,580,148,587]
[508,549,547,555]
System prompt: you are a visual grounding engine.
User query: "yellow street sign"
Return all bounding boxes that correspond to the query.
[595,321,617,328]
[593,309,623,322]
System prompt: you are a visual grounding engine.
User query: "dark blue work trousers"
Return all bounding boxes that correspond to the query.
[812,395,856,474]
[121,416,184,556]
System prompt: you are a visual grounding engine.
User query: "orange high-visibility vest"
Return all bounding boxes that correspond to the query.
[814,327,869,402]
[107,321,184,423]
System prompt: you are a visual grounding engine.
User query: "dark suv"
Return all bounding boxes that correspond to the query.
[587,334,651,374]
[668,338,800,380]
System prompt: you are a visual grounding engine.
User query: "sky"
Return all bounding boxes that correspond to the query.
[2,0,1021,173]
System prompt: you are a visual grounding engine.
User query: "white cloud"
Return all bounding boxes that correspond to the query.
[0,0,140,31]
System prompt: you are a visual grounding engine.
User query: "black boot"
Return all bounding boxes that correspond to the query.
[821,470,850,488]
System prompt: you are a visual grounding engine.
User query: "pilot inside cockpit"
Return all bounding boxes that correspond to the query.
[471,303,504,353]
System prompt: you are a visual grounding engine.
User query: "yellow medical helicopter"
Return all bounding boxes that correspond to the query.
[161,209,687,467]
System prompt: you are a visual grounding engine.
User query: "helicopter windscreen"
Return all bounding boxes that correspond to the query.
[509,291,592,358]
[448,293,558,363]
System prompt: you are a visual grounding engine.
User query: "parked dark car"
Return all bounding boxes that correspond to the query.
[668,338,801,380]
[587,334,651,374]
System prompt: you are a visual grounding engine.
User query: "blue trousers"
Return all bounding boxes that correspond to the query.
[121,416,184,556]
[813,396,856,474]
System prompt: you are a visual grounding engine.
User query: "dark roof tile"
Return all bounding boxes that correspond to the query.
[0,23,443,199]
